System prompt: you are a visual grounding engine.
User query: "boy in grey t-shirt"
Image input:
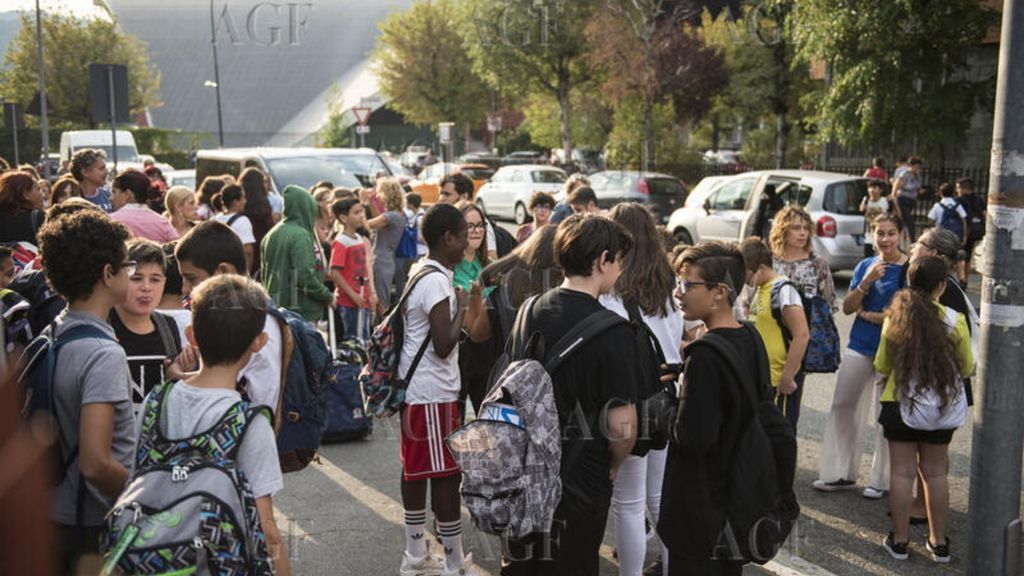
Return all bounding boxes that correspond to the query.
[36,210,135,573]
[152,274,290,575]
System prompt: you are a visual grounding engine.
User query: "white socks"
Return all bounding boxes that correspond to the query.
[437,519,464,571]
[404,509,427,559]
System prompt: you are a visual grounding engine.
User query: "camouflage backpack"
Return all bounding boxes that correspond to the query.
[445,297,628,539]
[101,381,274,576]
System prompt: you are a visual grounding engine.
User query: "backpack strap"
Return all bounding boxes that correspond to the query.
[227,212,245,227]
[151,312,179,359]
[135,381,178,465]
[624,301,667,366]
[544,308,630,374]
[769,279,802,346]
[397,265,446,384]
[690,325,771,411]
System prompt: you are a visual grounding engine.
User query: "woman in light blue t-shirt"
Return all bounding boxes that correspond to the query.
[815,214,907,498]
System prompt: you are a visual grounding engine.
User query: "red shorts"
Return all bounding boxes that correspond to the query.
[400,402,462,481]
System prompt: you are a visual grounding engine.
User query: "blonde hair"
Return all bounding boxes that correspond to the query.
[376,177,405,212]
[163,186,195,219]
[768,205,814,257]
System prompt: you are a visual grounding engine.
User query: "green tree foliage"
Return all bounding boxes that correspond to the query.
[605,96,698,172]
[792,0,998,157]
[0,11,161,126]
[317,84,354,148]
[462,0,597,160]
[371,0,489,130]
[520,88,609,151]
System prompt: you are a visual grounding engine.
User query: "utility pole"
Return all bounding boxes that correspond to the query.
[35,0,49,179]
[967,2,1024,574]
[209,0,225,147]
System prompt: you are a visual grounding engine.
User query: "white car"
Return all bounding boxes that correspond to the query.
[475,164,568,224]
[666,170,869,271]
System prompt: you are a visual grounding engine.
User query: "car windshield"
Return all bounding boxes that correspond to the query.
[646,178,684,195]
[462,167,495,180]
[531,170,566,184]
[266,155,386,189]
[824,180,869,215]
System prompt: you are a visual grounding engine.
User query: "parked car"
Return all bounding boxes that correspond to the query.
[166,169,196,190]
[195,147,383,195]
[587,171,687,224]
[475,164,568,224]
[501,151,543,166]
[59,130,141,171]
[35,153,62,180]
[410,163,495,204]
[458,152,503,168]
[665,170,869,270]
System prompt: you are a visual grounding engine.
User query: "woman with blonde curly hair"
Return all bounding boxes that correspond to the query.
[366,176,406,310]
[163,186,199,237]
[770,205,836,309]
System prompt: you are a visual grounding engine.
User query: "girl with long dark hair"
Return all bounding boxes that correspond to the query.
[240,167,275,276]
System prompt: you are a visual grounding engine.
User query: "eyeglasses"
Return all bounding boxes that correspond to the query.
[533,205,552,212]
[676,279,720,293]
[120,260,138,276]
[467,223,486,231]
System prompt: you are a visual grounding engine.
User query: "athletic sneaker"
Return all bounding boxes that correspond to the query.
[926,537,951,563]
[862,486,886,499]
[440,553,480,576]
[883,533,909,560]
[813,479,857,492]
[400,544,445,576]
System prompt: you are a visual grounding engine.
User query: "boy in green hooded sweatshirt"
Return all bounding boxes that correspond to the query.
[261,185,335,322]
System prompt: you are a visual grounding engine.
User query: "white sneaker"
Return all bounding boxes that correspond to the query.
[441,553,480,576]
[400,544,445,576]
[862,486,886,499]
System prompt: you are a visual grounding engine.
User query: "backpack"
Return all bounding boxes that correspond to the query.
[18,320,116,525]
[769,280,841,373]
[624,301,669,456]
[1,288,33,351]
[961,194,986,242]
[395,213,419,259]
[899,306,968,431]
[489,218,518,257]
[938,201,966,242]
[446,297,628,539]
[101,382,274,576]
[692,328,799,564]
[267,304,332,473]
[359,265,445,417]
[8,269,65,337]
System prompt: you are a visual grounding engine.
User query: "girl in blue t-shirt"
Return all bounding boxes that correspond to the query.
[815,214,907,497]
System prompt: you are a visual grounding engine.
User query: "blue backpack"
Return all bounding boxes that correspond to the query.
[769,280,841,373]
[938,201,966,242]
[18,320,117,524]
[395,213,419,259]
[267,304,331,473]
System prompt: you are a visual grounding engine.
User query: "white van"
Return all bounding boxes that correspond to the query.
[59,130,141,168]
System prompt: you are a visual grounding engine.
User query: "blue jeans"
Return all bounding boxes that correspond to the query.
[335,305,370,344]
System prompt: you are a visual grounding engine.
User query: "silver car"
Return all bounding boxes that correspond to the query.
[666,170,869,271]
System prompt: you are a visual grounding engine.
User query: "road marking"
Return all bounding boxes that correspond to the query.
[273,506,318,544]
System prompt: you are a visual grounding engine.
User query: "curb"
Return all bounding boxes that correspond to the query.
[763,553,839,576]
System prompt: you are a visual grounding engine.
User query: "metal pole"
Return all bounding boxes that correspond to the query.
[209,0,225,147]
[35,0,49,179]
[967,1,1024,573]
[11,115,19,166]
[107,65,118,170]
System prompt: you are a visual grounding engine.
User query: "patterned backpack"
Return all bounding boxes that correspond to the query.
[769,279,841,373]
[101,382,274,576]
[359,264,443,417]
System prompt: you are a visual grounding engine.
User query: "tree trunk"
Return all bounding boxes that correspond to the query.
[643,98,654,173]
[711,113,720,152]
[557,71,572,171]
[773,34,789,169]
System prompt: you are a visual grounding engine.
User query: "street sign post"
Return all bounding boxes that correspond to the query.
[438,122,455,163]
[3,103,24,165]
[352,107,372,147]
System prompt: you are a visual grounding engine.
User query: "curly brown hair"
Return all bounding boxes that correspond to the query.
[768,205,814,257]
[885,256,961,411]
[38,211,130,302]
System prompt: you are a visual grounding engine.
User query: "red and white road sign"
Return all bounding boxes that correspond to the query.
[352,107,372,126]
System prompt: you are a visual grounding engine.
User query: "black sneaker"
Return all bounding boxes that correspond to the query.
[883,533,909,560]
[813,479,857,492]
[926,537,951,563]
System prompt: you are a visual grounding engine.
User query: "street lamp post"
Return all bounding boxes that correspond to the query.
[35,0,49,179]
[209,0,225,147]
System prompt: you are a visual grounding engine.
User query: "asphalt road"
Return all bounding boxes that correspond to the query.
[272,228,994,575]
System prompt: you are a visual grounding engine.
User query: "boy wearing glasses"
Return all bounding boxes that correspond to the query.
[36,210,136,572]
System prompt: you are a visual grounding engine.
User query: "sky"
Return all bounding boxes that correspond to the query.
[4,0,112,19]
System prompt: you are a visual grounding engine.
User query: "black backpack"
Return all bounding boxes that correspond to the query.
[624,301,669,456]
[489,218,518,257]
[8,269,65,337]
[690,327,799,564]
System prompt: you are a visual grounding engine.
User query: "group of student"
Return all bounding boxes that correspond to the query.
[0,150,980,575]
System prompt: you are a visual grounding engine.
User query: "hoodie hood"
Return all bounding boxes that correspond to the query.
[281,185,318,233]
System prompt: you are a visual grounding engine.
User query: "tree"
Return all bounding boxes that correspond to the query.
[520,88,610,151]
[605,96,700,174]
[462,0,597,161]
[371,0,489,132]
[586,0,726,171]
[0,11,161,126]
[792,0,998,161]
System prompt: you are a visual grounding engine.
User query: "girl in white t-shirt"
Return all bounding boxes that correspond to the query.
[861,180,894,257]
[213,184,256,274]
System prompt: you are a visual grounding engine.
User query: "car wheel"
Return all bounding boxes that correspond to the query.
[672,228,694,246]
[514,202,531,225]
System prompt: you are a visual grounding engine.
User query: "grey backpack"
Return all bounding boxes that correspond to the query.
[445,297,628,539]
[101,381,274,576]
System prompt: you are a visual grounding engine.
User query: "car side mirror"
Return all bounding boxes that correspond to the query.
[703,199,712,214]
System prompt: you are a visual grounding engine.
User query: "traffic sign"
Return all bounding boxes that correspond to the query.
[352,107,372,126]
[356,125,371,134]
[439,121,454,144]
[487,114,502,133]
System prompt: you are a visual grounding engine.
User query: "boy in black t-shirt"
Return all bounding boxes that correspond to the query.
[502,214,639,576]
[659,241,763,576]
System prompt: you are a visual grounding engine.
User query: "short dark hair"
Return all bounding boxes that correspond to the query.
[680,241,745,304]
[38,211,130,302]
[957,178,974,191]
[162,242,183,296]
[406,192,423,209]
[70,148,106,181]
[189,274,268,366]
[897,155,908,164]
[568,186,597,207]
[212,183,244,212]
[939,182,956,198]
[331,197,362,218]
[908,156,923,166]
[422,203,465,249]
[113,169,156,204]
[175,220,246,275]
[127,238,166,268]
[873,157,885,168]
[554,214,632,277]
[441,173,474,198]
[868,179,885,189]
[0,245,13,262]
[529,191,556,210]
[740,237,773,272]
